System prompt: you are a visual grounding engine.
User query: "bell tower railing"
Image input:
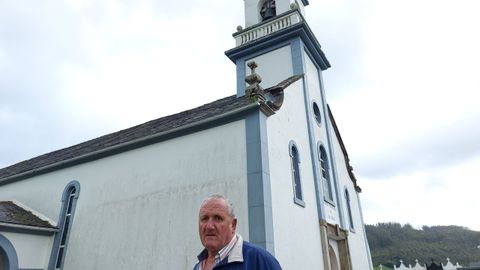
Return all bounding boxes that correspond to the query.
[233,9,303,47]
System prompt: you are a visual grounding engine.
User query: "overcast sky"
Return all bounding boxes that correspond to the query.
[1,0,479,232]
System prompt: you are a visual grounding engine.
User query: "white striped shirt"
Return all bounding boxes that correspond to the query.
[200,234,238,270]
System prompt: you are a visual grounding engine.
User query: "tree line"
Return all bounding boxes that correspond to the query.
[365,222,480,268]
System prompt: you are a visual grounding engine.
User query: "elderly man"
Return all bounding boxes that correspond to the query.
[194,195,282,270]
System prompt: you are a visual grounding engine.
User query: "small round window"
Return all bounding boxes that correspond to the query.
[313,102,321,125]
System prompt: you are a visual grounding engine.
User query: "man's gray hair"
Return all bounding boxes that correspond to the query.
[200,194,236,218]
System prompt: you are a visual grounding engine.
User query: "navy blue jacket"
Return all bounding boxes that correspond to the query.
[193,238,282,270]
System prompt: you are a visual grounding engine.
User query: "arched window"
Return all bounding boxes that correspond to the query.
[0,234,19,270]
[289,142,304,206]
[319,146,334,202]
[345,188,355,230]
[260,0,276,21]
[49,181,80,270]
[312,101,322,125]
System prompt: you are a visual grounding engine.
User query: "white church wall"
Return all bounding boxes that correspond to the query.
[1,231,53,269]
[0,120,248,270]
[330,124,373,270]
[245,45,294,90]
[299,46,372,269]
[267,79,325,269]
[303,50,342,226]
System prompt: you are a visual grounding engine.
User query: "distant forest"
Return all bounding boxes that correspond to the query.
[365,223,480,268]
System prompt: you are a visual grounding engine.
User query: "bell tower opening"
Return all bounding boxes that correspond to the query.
[260,0,276,21]
[243,0,308,28]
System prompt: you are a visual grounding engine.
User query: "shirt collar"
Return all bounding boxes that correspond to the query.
[196,234,244,265]
[226,234,244,263]
[216,234,238,263]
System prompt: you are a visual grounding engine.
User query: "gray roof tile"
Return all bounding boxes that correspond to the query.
[0,201,56,229]
[0,94,253,181]
[0,75,304,183]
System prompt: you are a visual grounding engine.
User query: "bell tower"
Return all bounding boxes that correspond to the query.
[225,0,330,97]
[225,0,350,262]
[224,3,374,269]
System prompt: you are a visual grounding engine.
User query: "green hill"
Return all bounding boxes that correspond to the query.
[366,222,480,268]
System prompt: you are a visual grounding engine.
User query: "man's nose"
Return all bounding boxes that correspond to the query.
[205,219,216,229]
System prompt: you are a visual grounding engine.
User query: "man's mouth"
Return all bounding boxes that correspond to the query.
[205,233,217,238]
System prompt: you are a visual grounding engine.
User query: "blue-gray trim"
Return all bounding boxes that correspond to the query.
[236,57,247,97]
[48,181,80,270]
[288,141,305,207]
[61,181,80,200]
[226,20,330,71]
[291,38,326,221]
[0,233,19,270]
[0,225,56,236]
[291,38,304,75]
[293,195,305,207]
[288,141,301,162]
[245,110,275,254]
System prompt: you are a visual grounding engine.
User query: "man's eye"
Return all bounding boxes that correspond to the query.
[213,216,222,221]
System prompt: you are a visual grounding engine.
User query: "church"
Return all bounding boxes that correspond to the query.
[0,1,373,269]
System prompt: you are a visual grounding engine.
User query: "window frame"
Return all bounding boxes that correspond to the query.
[49,181,80,270]
[318,145,335,205]
[344,188,355,232]
[289,141,305,207]
[312,101,322,126]
[0,234,19,270]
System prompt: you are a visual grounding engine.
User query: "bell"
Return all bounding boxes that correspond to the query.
[261,6,276,21]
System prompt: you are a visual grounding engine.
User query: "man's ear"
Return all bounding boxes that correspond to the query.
[232,218,238,232]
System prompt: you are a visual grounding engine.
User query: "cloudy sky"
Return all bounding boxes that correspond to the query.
[1,0,479,231]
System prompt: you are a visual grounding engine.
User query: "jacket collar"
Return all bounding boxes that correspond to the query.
[227,234,244,263]
[197,234,244,264]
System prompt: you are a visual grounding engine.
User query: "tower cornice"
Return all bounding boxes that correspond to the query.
[225,10,330,71]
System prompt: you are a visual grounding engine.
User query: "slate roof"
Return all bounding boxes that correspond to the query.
[0,75,360,191]
[0,94,255,183]
[0,201,56,229]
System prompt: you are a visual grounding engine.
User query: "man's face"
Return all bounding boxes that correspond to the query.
[198,198,237,255]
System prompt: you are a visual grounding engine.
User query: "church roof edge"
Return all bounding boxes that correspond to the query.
[327,105,362,192]
[0,95,258,185]
[0,201,57,231]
